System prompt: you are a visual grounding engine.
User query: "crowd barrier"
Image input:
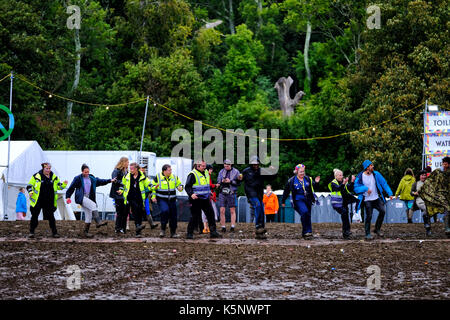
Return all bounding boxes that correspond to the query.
[78,194,445,224]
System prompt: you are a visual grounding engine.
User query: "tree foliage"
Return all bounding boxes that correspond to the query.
[0,0,448,192]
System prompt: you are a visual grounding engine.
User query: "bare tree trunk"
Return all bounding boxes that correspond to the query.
[256,0,263,31]
[274,76,305,117]
[228,0,235,34]
[304,20,312,91]
[67,28,81,122]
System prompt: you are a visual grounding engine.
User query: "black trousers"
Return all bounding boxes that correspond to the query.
[127,199,144,227]
[364,198,386,235]
[266,214,276,223]
[187,199,217,235]
[114,198,127,231]
[30,202,57,234]
[335,206,351,236]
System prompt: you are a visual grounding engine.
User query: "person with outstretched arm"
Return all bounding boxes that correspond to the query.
[354,160,393,240]
[66,164,115,237]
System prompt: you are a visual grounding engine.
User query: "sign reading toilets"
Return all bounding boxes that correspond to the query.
[424,111,450,133]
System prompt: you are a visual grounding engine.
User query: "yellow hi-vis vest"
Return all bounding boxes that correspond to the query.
[27,172,67,208]
[121,172,154,205]
[151,172,182,200]
[190,169,210,200]
[328,178,350,209]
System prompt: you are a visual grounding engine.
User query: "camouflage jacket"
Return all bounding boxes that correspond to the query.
[418,169,450,215]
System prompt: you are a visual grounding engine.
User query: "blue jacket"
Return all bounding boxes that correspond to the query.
[354,170,393,211]
[66,174,111,205]
[16,192,27,213]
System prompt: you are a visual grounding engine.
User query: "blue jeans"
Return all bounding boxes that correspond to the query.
[293,196,312,235]
[249,197,265,229]
[158,198,178,232]
[144,198,151,216]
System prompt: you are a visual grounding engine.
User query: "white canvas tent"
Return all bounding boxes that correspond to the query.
[0,141,75,221]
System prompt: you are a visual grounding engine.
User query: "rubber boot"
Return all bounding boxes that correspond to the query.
[160,224,166,238]
[407,209,413,224]
[83,223,93,238]
[444,212,450,237]
[422,213,431,236]
[147,215,159,229]
[135,224,145,237]
[170,228,179,238]
[93,211,107,228]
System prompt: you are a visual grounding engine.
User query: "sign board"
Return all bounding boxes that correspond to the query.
[424,111,450,133]
[426,153,447,171]
[424,133,450,154]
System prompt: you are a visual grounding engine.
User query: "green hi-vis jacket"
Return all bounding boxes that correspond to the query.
[27,171,67,208]
[151,172,183,200]
[121,171,156,205]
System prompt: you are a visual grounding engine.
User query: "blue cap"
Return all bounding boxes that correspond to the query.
[363,160,372,170]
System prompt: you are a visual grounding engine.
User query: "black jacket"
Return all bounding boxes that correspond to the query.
[241,166,264,201]
[109,168,127,199]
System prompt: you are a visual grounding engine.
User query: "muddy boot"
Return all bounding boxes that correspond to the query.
[83,223,94,238]
[170,229,179,238]
[444,212,450,237]
[160,224,166,238]
[423,214,432,236]
[210,230,222,239]
[93,211,107,228]
[147,215,159,229]
[135,224,145,235]
[407,210,413,223]
[255,232,267,240]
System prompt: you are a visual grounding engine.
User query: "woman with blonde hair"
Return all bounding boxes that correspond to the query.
[328,169,356,239]
[110,157,129,234]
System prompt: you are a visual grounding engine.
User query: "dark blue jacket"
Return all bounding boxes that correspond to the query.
[282,175,318,206]
[66,174,111,205]
[354,170,393,211]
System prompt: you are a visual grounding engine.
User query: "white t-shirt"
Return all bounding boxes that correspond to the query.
[362,172,379,201]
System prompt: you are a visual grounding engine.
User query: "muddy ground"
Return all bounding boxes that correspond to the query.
[0,220,449,300]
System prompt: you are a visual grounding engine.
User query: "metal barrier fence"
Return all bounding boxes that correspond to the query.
[77,194,445,224]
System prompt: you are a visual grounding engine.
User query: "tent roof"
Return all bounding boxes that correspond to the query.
[0,140,51,185]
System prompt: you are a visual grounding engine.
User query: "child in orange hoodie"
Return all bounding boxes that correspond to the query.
[263,185,279,223]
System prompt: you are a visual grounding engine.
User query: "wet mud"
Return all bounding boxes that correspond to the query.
[0,221,449,300]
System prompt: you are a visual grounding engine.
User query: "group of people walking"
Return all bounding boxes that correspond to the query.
[24,155,450,240]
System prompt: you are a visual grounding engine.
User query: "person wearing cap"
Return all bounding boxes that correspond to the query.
[184,160,222,239]
[66,164,115,237]
[354,160,393,240]
[217,159,241,232]
[151,164,183,238]
[410,170,430,235]
[281,164,320,240]
[240,156,268,239]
